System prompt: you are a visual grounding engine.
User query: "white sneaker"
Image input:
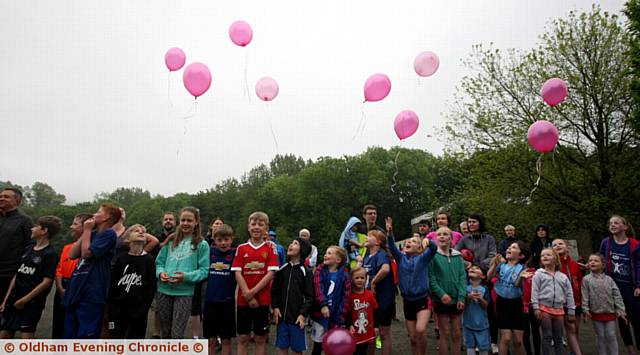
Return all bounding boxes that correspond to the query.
[491,343,499,355]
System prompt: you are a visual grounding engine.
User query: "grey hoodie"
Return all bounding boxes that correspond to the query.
[531,268,576,315]
[581,272,626,316]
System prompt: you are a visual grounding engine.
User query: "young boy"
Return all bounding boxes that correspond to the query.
[311,245,351,355]
[272,237,314,355]
[231,211,279,355]
[51,213,92,338]
[463,265,491,355]
[204,224,237,355]
[346,266,378,355]
[0,216,61,339]
[108,224,157,338]
[62,203,122,339]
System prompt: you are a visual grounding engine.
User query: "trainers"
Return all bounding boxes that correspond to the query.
[491,343,499,355]
[215,337,222,353]
[375,336,382,349]
[562,337,567,347]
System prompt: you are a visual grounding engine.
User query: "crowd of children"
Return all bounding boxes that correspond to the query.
[1,195,639,355]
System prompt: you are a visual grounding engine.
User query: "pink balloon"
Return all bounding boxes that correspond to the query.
[541,78,568,106]
[394,110,420,140]
[364,73,391,102]
[255,77,279,101]
[414,51,440,77]
[182,62,212,98]
[229,20,253,47]
[322,328,356,355]
[164,47,186,72]
[527,120,559,153]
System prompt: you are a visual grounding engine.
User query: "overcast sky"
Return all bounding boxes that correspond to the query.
[0,1,626,203]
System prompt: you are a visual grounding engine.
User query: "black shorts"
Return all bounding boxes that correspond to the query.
[403,297,429,321]
[191,281,206,316]
[433,302,462,317]
[0,302,44,333]
[237,306,270,336]
[374,304,394,327]
[496,295,524,330]
[203,301,236,339]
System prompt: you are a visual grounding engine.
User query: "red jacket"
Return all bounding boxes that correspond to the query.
[559,255,583,307]
[521,267,536,313]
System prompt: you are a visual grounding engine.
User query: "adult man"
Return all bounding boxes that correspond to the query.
[0,187,33,301]
[417,218,432,238]
[362,204,386,234]
[497,225,521,257]
[298,228,318,268]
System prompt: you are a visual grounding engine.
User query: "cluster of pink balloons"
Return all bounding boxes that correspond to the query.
[164,20,280,102]
[527,78,568,153]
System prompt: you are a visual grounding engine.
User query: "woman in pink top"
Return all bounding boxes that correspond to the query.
[425,211,463,247]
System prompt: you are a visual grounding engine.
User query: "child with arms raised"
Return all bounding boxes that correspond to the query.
[386,217,437,355]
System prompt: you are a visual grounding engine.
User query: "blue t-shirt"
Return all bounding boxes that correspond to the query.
[463,285,489,330]
[610,241,634,303]
[363,250,395,310]
[326,271,340,307]
[62,229,117,306]
[205,247,236,303]
[494,262,524,299]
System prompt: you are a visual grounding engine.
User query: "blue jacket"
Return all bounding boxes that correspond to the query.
[388,233,437,301]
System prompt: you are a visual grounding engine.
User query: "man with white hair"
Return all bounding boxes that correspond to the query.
[298,228,317,268]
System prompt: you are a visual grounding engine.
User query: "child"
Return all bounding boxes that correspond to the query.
[386,217,437,355]
[231,211,279,355]
[429,227,467,355]
[204,224,236,355]
[108,224,157,338]
[63,204,122,338]
[488,241,529,355]
[463,265,491,355]
[51,213,91,338]
[310,246,351,355]
[0,216,60,339]
[155,206,209,339]
[582,253,627,355]
[531,248,575,355]
[363,229,396,355]
[346,267,378,355]
[521,258,540,355]
[272,237,314,355]
[552,238,583,355]
[600,215,640,354]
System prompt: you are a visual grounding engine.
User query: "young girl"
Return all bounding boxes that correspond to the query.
[386,217,437,355]
[582,253,627,355]
[311,246,351,355]
[155,207,210,339]
[600,215,640,354]
[363,230,396,355]
[428,227,467,355]
[109,224,157,338]
[488,241,529,355]
[552,238,583,355]
[531,248,575,355]
[425,210,463,248]
[347,267,378,355]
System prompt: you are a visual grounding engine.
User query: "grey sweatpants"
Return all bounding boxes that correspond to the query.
[156,293,192,339]
[592,320,618,355]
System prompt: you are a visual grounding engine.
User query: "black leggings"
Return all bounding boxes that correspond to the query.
[354,343,369,355]
[312,341,323,355]
[523,308,541,355]
[619,305,640,349]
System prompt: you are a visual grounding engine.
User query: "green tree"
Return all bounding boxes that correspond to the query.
[25,182,66,208]
[447,5,640,247]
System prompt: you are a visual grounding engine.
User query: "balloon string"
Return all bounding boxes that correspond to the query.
[267,103,279,152]
[528,153,543,200]
[177,100,198,158]
[167,71,174,109]
[352,102,366,140]
[182,99,198,120]
[391,149,401,193]
[243,49,251,103]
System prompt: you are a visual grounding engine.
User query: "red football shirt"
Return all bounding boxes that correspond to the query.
[349,290,378,344]
[231,240,279,306]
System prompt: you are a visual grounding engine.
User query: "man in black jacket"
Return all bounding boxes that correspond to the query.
[0,187,33,301]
